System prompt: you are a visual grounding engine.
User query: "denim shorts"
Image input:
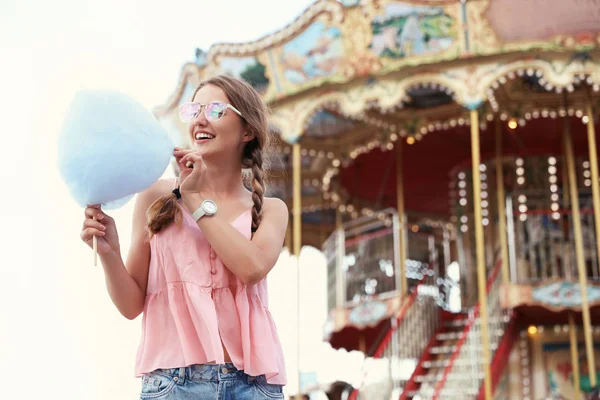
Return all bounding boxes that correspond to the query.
[139,363,284,399]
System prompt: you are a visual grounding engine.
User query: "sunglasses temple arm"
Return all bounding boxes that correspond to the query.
[228,105,243,117]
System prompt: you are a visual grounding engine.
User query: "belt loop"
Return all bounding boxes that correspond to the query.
[178,367,185,384]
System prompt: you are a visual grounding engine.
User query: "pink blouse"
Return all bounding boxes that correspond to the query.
[134,200,286,385]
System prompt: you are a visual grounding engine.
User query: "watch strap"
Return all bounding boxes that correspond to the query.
[192,207,206,221]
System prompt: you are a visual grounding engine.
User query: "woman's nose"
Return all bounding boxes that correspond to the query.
[194,109,209,125]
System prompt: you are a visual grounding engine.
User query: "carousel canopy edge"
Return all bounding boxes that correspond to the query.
[155,0,600,142]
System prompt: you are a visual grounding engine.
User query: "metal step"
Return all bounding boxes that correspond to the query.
[422,359,450,368]
[430,342,498,355]
[443,314,510,328]
[429,345,457,354]
[423,358,490,368]
[407,387,480,398]
[442,318,469,328]
[435,331,464,341]
[414,372,484,383]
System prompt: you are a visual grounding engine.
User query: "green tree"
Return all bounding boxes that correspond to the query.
[241,62,268,90]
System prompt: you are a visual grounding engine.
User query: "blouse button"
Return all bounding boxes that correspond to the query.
[211,268,217,275]
[209,251,217,260]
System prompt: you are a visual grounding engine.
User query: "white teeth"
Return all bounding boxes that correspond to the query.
[195,132,215,140]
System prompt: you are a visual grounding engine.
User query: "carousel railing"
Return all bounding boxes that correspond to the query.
[430,259,510,399]
[325,208,448,312]
[324,227,344,314]
[322,209,453,399]
[324,209,399,313]
[348,267,439,400]
[507,189,599,284]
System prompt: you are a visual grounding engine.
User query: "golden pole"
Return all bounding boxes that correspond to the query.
[586,102,600,285]
[292,143,302,400]
[293,143,302,257]
[568,313,582,400]
[563,107,596,388]
[396,141,408,296]
[335,209,345,308]
[285,221,292,252]
[470,109,492,400]
[495,117,510,283]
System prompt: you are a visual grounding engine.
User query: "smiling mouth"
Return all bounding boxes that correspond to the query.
[195,132,215,140]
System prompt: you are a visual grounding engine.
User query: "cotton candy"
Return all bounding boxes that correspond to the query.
[58,90,174,209]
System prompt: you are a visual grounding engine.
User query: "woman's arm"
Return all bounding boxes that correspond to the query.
[95,180,170,319]
[183,195,289,285]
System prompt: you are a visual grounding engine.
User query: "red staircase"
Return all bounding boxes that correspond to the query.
[348,270,440,399]
[478,315,519,400]
[348,259,516,399]
[400,313,467,398]
[398,312,469,398]
[429,259,511,399]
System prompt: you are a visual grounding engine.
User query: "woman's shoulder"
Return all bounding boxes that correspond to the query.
[262,196,288,217]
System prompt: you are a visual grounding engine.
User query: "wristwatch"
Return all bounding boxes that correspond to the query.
[192,200,218,221]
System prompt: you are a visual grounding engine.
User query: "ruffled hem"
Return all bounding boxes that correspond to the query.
[134,281,286,385]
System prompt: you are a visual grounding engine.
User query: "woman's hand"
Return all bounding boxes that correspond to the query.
[173,147,193,182]
[176,149,205,197]
[80,205,121,256]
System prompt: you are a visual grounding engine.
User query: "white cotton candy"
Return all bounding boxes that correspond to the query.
[57,90,174,209]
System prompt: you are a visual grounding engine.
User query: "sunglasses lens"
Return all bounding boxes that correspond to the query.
[205,102,226,121]
[179,103,199,121]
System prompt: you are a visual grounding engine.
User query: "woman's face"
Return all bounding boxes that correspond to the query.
[187,84,250,158]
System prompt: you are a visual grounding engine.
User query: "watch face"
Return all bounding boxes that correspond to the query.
[203,200,217,214]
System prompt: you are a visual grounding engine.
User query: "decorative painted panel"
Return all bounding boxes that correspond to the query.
[370,2,456,59]
[500,281,600,310]
[543,342,600,397]
[281,21,344,85]
[470,0,600,54]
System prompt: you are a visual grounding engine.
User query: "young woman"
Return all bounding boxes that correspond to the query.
[80,75,288,399]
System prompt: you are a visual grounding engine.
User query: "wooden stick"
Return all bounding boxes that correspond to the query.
[93,215,98,266]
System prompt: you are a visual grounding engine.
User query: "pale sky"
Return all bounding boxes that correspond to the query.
[0,1,365,399]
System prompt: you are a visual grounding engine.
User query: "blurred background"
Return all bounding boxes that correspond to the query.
[2,0,600,399]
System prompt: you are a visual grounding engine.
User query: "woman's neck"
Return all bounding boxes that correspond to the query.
[194,158,247,199]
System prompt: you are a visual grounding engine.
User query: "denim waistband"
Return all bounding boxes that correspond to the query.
[149,363,255,384]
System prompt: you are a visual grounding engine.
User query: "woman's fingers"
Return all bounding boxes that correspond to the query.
[180,153,202,165]
[80,226,106,242]
[84,206,111,224]
[81,218,107,244]
[174,148,197,170]
[173,148,193,159]
[85,207,101,218]
[178,154,194,166]
[83,218,106,231]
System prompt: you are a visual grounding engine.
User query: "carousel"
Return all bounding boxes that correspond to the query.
[154,0,600,398]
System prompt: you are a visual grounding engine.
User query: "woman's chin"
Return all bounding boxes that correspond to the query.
[192,144,209,153]
[192,145,223,157]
